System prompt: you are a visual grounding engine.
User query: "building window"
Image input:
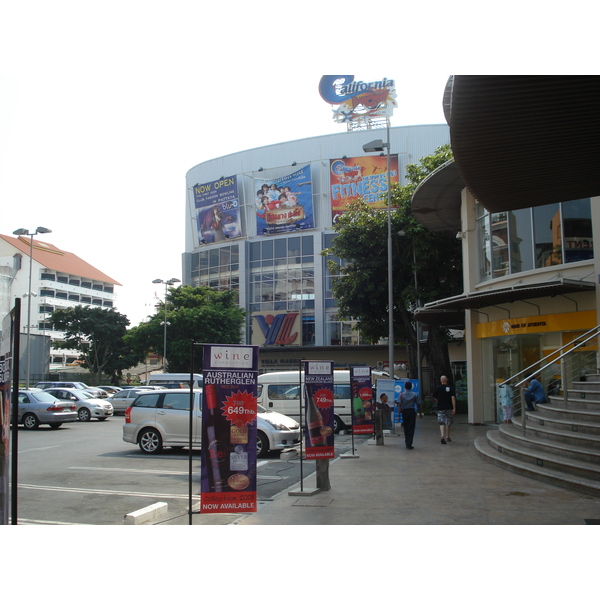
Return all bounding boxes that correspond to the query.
[41,273,55,281]
[478,198,592,283]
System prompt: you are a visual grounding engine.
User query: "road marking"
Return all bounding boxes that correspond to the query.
[19,445,62,454]
[18,518,90,525]
[18,483,190,499]
[70,466,189,476]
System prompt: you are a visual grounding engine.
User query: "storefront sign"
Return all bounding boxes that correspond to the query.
[350,366,373,434]
[252,312,301,346]
[200,344,259,514]
[304,361,335,459]
[477,310,596,339]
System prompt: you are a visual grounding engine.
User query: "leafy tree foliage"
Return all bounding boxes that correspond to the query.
[125,285,246,373]
[47,306,144,384]
[323,145,462,389]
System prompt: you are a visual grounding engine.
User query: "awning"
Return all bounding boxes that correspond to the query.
[415,278,595,327]
[411,160,463,233]
[446,75,600,213]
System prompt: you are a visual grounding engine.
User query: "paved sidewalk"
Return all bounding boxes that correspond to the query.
[155,415,600,526]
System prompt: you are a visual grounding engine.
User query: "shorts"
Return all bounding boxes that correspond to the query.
[437,409,454,426]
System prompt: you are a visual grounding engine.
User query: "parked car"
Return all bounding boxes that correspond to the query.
[45,388,114,422]
[34,381,108,399]
[122,389,301,457]
[14,389,78,430]
[97,385,122,396]
[110,386,165,414]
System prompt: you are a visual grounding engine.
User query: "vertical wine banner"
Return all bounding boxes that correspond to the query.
[304,361,335,459]
[350,366,374,435]
[200,344,259,514]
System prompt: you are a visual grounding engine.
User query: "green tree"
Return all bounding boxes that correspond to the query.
[323,145,462,390]
[47,306,144,385]
[126,285,246,372]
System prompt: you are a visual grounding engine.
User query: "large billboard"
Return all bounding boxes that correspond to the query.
[319,75,397,125]
[194,176,242,245]
[330,155,399,222]
[255,165,313,235]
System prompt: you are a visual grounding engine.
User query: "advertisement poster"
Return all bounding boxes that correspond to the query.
[350,366,373,434]
[255,165,313,235]
[200,344,259,514]
[252,311,301,347]
[0,310,15,525]
[330,155,399,222]
[304,361,335,459]
[194,176,242,245]
[375,378,396,429]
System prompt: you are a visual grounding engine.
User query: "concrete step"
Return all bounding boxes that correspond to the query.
[551,395,600,412]
[536,402,600,425]
[474,434,600,498]
[527,406,600,436]
[489,428,600,480]
[500,423,600,465]
[512,414,600,450]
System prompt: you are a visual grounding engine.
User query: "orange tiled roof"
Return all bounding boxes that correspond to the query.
[1,234,121,286]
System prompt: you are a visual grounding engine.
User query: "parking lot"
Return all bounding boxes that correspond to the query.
[11,415,361,525]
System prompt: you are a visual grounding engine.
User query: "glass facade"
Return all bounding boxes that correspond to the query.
[477,197,593,282]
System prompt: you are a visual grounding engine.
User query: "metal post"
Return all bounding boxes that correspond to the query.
[386,123,394,380]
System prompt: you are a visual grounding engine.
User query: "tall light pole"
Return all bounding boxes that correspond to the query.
[13,227,52,388]
[152,278,181,371]
[398,230,422,399]
[363,126,394,378]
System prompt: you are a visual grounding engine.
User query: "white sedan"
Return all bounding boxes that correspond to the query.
[46,388,114,422]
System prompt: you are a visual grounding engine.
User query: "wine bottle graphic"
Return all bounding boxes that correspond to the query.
[305,384,326,447]
[204,384,228,492]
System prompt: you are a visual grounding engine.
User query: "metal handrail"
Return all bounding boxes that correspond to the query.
[500,324,600,435]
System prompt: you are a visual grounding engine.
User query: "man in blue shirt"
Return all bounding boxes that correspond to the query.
[523,374,547,411]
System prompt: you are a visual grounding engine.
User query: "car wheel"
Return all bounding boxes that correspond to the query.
[49,423,62,429]
[139,428,163,454]
[78,407,92,422]
[23,413,40,430]
[333,415,344,434]
[256,430,269,458]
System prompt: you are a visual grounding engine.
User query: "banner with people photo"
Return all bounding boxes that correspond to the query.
[255,165,313,235]
[303,361,335,459]
[194,176,242,246]
[329,155,399,223]
[200,344,259,514]
[350,366,373,434]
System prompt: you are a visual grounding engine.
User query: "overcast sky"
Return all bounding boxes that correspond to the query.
[1,1,592,328]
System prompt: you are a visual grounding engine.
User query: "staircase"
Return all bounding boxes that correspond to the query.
[474,329,600,497]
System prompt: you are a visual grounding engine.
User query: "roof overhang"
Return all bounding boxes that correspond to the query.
[415,278,595,327]
[411,160,463,232]
[446,75,600,213]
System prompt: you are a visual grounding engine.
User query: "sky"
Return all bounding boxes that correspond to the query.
[0,2,594,329]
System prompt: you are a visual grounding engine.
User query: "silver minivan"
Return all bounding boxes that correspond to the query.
[122,389,300,458]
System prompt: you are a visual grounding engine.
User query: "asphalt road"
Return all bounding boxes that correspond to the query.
[10,415,366,525]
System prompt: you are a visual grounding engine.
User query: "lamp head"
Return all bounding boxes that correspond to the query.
[152,279,164,284]
[362,139,387,153]
[13,228,29,236]
[36,227,52,234]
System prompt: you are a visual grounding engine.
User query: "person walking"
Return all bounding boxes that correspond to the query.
[396,381,422,449]
[374,393,391,445]
[433,375,456,444]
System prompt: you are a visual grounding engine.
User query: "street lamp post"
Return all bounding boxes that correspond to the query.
[152,278,181,371]
[13,227,52,388]
[363,127,394,378]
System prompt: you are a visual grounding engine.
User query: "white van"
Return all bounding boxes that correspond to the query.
[257,370,353,433]
[147,373,203,389]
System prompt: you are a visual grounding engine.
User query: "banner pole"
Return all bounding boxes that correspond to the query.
[188,342,195,525]
[11,298,21,525]
[298,358,303,492]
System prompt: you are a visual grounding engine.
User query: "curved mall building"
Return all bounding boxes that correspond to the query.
[183,124,456,376]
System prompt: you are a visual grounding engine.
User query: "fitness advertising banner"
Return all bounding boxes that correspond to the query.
[200,344,259,514]
[304,361,335,459]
